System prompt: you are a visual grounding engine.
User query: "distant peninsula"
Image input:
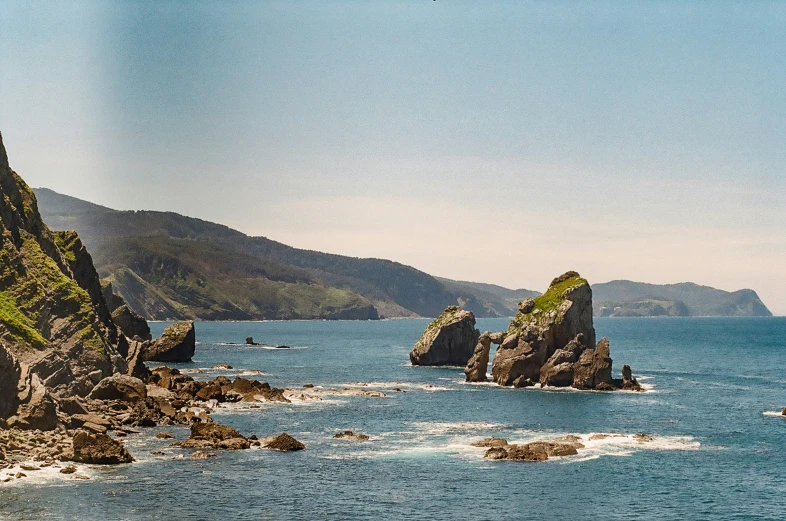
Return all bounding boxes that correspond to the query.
[592,280,772,317]
[34,189,772,321]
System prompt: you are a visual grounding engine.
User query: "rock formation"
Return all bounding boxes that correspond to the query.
[461,271,641,391]
[263,433,305,451]
[71,431,134,464]
[142,321,196,362]
[410,306,480,366]
[101,281,151,341]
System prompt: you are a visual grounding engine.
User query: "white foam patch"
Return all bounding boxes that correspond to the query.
[408,421,508,435]
[342,381,453,392]
[0,461,93,487]
[763,411,786,417]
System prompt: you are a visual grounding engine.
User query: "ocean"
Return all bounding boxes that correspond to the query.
[2,317,786,520]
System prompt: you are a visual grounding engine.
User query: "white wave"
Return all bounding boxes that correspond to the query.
[763,411,786,417]
[342,381,453,392]
[408,421,507,436]
[0,461,93,487]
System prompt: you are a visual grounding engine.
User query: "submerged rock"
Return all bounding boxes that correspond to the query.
[471,437,508,448]
[410,306,480,366]
[263,433,305,451]
[333,430,370,441]
[177,422,250,450]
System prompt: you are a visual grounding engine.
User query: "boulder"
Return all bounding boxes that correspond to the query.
[410,306,480,366]
[111,306,152,342]
[263,433,305,451]
[12,375,58,431]
[89,374,147,403]
[485,440,583,462]
[471,437,508,448]
[464,332,492,382]
[177,422,250,450]
[143,321,196,363]
[71,431,134,464]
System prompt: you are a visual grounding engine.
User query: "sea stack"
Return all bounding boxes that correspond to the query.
[410,306,480,366]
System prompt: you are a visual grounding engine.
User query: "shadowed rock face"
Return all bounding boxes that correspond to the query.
[464,332,492,382]
[0,343,20,418]
[410,306,480,366]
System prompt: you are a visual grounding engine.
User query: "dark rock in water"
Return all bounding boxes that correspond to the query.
[89,374,147,403]
[333,430,369,441]
[485,440,583,462]
[191,450,216,459]
[275,345,291,349]
[464,332,492,382]
[484,447,509,460]
[143,321,196,362]
[410,306,480,366]
[212,363,233,370]
[177,422,250,450]
[71,431,134,464]
[263,433,305,451]
[245,337,260,346]
[621,364,643,391]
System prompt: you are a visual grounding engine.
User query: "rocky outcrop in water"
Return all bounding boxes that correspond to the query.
[142,321,196,363]
[71,431,134,464]
[459,272,641,391]
[410,306,480,366]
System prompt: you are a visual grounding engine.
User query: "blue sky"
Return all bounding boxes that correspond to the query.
[1,1,784,313]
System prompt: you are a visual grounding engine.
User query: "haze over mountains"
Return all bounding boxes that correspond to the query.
[35,188,772,320]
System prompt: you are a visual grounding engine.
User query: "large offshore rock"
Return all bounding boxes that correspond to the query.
[464,332,492,382]
[143,321,196,362]
[492,271,626,390]
[410,306,480,366]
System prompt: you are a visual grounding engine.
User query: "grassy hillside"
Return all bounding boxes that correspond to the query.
[35,189,520,319]
[593,280,772,317]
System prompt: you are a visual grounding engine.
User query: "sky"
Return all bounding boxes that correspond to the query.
[1,1,784,314]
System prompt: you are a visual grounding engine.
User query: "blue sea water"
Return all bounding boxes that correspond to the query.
[2,317,786,520]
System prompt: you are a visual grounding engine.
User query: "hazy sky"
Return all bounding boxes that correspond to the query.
[1,1,784,314]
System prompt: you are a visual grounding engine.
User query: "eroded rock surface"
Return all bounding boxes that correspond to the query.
[410,306,480,366]
[143,321,196,363]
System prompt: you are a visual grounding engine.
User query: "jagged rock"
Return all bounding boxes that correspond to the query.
[177,422,250,450]
[125,339,151,380]
[572,338,613,390]
[245,337,260,346]
[101,281,151,341]
[0,343,20,418]
[89,374,148,403]
[539,335,585,387]
[71,431,134,464]
[143,321,196,362]
[488,332,506,345]
[485,440,584,462]
[622,364,643,391]
[263,433,305,451]
[12,375,58,431]
[464,332,492,382]
[333,430,369,441]
[410,306,480,366]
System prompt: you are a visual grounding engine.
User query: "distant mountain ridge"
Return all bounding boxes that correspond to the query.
[592,280,772,317]
[34,189,531,320]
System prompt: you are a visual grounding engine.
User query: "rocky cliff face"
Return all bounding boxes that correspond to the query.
[0,131,126,400]
[410,306,480,366]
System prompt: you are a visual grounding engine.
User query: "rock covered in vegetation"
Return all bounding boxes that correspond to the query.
[486,272,640,391]
[410,306,480,366]
[71,431,134,464]
[142,321,196,362]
